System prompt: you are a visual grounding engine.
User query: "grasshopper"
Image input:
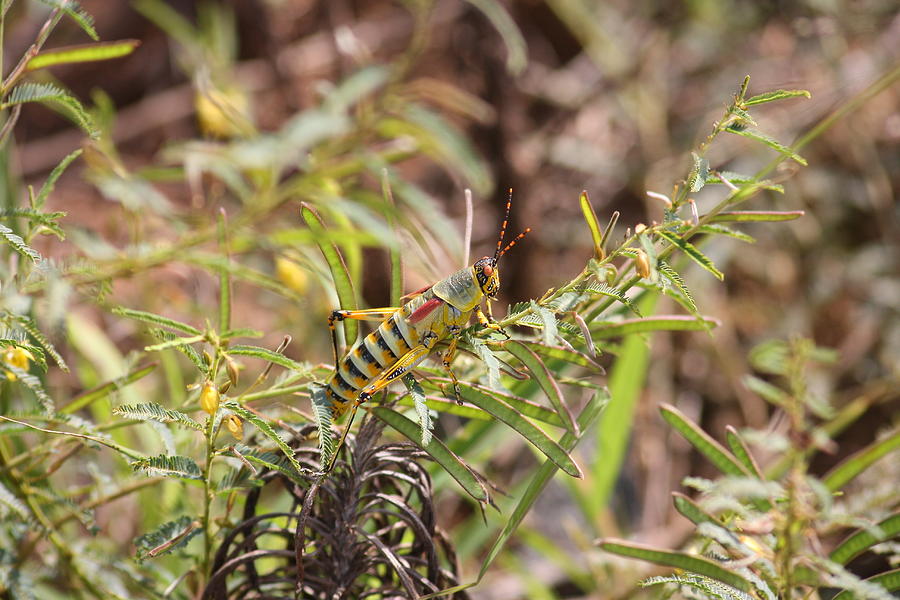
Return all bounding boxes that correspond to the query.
[322,191,529,468]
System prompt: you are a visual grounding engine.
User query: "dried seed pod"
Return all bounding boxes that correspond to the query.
[635,248,651,279]
[224,414,242,440]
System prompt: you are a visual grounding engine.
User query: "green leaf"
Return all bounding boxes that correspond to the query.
[426,379,564,427]
[227,345,308,372]
[0,209,66,239]
[704,172,784,194]
[0,481,33,524]
[26,40,140,71]
[380,172,403,306]
[672,492,719,526]
[143,334,204,352]
[726,127,807,166]
[725,426,763,479]
[710,210,804,223]
[830,569,900,600]
[372,406,489,503]
[2,82,96,136]
[591,315,720,339]
[323,65,389,113]
[823,429,900,492]
[310,386,335,463]
[60,363,156,414]
[583,281,642,316]
[830,512,900,565]
[112,307,201,336]
[476,388,607,580]
[113,402,202,430]
[147,329,207,375]
[456,383,582,477]
[39,0,99,40]
[660,403,750,477]
[229,445,303,486]
[599,539,752,592]
[9,316,68,371]
[223,400,305,476]
[35,149,82,209]
[503,340,577,434]
[590,293,657,515]
[694,224,756,244]
[300,203,359,345]
[131,454,202,480]
[464,0,527,75]
[466,334,501,389]
[518,341,602,372]
[743,89,811,106]
[658,230,724,280]
[0,223,42,263]
[217,212,231,333]
[578,190,604,259]
[220,328,263,340]
[404,374,432,447]
[641,573,754,600]
[134,516,201,561]
[4,364,54,413]
[687,152,709,192]
[657,261,698,313]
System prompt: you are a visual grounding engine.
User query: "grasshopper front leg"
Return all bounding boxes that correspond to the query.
[328,307,401,365]
[476,301,509,339]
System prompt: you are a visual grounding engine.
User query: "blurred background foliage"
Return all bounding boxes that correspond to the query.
[0,0,897,598]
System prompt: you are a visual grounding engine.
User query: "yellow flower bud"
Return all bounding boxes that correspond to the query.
[275,257,308,294]
[224,414,243,440]
[199,380,220,415]
[3,346,34,381]
[634,248,651,279]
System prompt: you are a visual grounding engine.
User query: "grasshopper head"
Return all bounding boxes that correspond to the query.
[473,257,500,298]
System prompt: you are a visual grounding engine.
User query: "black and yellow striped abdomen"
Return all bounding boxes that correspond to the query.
[325,293,431,418]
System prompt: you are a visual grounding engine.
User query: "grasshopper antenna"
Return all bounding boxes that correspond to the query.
[493,188,514,263]
[498,228,531,258]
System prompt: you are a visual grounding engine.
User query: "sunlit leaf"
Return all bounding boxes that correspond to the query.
[26,40,140,71]
[113,402,202,430]
[131,454,202,480]
[658,230,724,280]
[823,429,900,492]
[113,307,201,336]
[726,127,807,165]
[743,89,811,106]
[660,403,751,478]
[591,315,719,338]
[0,224,42,263]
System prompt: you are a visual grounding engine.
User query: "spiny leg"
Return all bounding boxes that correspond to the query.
[476,302,509,339]
[441,330,463,405]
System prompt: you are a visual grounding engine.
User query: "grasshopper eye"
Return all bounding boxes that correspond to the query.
[483,265,493,277]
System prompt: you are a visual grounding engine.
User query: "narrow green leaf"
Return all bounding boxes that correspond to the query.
[143,334,204,352]
[598,539,752,592]
[518,341,602,372]
[26,40,140,71]
[300,203,358,345]
[113,307,201,335]
[0,209,66,239]
[134,516,201,561]
[147,329,207,375]
[227,345,307,372]
[4,364,54,413]
[583,281,642,316]
[466,334,501,389]
[223,400,305,476]
[35,149,82,208]
[695,224,756,244]
[60,363,156,414]
[672,492,719,526]
[743,89,811,106]
[830,512,900,565]
[660,403,751,478]
[404,374,432,447]
[464,0,527,75]
[503,340,577,434]
[2,82,96,136]
[380,171,403,306]
[591,315,720,338]
[113,402,202,430]
[131,454,202,480]
[705,172,784,194]
[10,316,68,371]
[831,569,900,600]
[726,127,807,165]
[710,210,804,223]
[590,293,657,515]
[823,429,900,492]
[422,378,563,426]
[310,386,335,463]
[657,261,698,313]
[658,230,724,280]
[477,389,607,580]
[0,223,42,263]
[372,406,489,503]
[217,211,231,333]
[456,383,581,477]
[39,0,99,40]
[578,190,604,259]
[725,426,764,479]
[532,302,559,347]
[220,328,263,340]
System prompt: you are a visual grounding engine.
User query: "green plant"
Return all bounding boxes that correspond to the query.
[600,337,899,598]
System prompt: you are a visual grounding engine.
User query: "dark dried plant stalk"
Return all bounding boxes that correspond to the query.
[204,418,468,599]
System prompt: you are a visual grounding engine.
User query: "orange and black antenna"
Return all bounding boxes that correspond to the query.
[493,188,530,263]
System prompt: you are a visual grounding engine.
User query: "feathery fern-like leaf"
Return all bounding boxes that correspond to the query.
[113,403,202,430]
[404,374,432,447]
[310,385,335,464]
[133,515,201,561]
[38,0,99,40]
[131,455,202,480]
[2,82,96,136]
[223,400,305,476]
[0,224,42,263]
[583,281,642,316]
